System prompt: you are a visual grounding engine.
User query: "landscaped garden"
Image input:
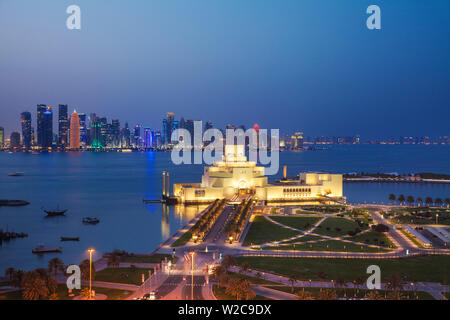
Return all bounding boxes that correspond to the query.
[235,255,450,284]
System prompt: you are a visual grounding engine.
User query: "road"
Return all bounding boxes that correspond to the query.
[203,205,234,244]
[181,276,206,300]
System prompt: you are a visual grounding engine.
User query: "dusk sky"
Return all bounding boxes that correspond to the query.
[0,0,449,138]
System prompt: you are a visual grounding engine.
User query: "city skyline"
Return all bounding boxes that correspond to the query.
[1,1,449,138]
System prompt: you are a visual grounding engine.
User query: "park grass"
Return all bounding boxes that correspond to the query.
[95,267,152,285]
[295,210,320,215]
[171,231,192,247]
[262,240,390,253]
[283,234,323,243]
[212,285,271,300]
[269,216,320,231]
[265,285,435,300]
[121,253,178,264]
[235,255,450,284]
[314,217,364,237]
[242,216,300,246]
[348,230,396,248]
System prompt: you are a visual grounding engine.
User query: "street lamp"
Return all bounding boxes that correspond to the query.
[190,252,195,300]
[87,248,95,299]
[229,236,233,244]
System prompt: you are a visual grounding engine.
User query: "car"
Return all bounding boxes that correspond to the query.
[142,293,150,300]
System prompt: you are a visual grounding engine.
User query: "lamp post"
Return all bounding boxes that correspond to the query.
[87,248,95,299]
[190,252,195,300]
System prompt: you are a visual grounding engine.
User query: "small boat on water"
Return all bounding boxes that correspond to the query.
[32,245,62,254]
[60,237,79,242]
[42,206,67,216]
[0,200,30,207]
[8,172,24,177]
[82,217,100,224]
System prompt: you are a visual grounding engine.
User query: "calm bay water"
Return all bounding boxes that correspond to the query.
[0,145,449,273]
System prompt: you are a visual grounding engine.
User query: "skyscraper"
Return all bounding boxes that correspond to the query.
[20,112,32,149]
[79,113,86,148]
[37,104,53,150]
[10,132,21,149]
[58,104,68,148]
[0,127,4,148]
[90,117,103,149]
[133,124,141,148]
[69,110,80,150]
[163,112,175,147]
[144,127,153,149]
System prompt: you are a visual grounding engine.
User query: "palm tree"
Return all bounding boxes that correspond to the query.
[221,255,236,272]
[21,270,50,300]
[48,258,64,280]
[445,198,450,208]
[288,276,298,293]
[317,288,337,300]
[388,194,396,204]
[212,265,226,287]
[296,288,314,300]
[416,197,423,207]
[397,194,405,205]
[387,274,403,292]
[241,279,256,300]
[435,198,443,207]
[79,259,95,281]
[425,197,433,206]
[365,290,384,300]
[11,270,24,288]
[107,253,120,268]
[5,267,15,282]
[239,263,250,274]
[406,195,415,206]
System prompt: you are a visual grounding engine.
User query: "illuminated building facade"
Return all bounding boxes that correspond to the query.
[58,104,68,148]
[69,110,80,150]
[174,145,343,204]
[20,112,32,149]
[37,104,53,150]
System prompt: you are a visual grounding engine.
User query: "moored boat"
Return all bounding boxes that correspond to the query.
[60,237,80,241]
[32,245,62,254]
[42,206,67,216]
[82,217,100,224]
[8,172,24,177]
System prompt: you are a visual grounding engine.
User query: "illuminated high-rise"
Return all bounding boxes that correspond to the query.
[20,112,32,149]
[10,132,21,149]
[58,104,68,148]
[144,127,153,149]
[37,104,53,150]
[79,113,86,148]
[0,127,4,148]
[69,110,80,150]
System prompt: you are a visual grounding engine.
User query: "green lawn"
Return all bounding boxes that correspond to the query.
[269,216,320,231]
[348,231,396,248]
[235,255,450,284]
[262,240,390,253]
[242,216,300,246]
[398,229,423,248]
[265,285,435,300]
[95,267,152,285]
[283,234,323,243]
[295,210,320,215]
[314,217,364,237]
[171,231,192,247]
[121,253,178,264]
